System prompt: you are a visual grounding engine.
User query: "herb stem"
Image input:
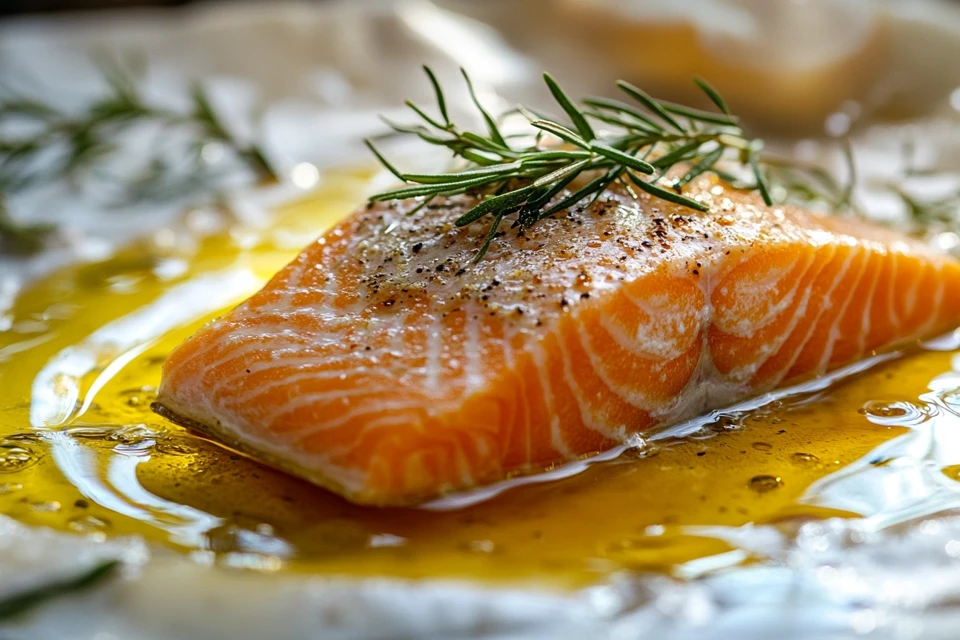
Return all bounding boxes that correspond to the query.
[367,68,775,260]
[366,69,877,262]
[1,56,278,255]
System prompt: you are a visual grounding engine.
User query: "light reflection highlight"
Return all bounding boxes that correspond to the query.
[29,268,259,427]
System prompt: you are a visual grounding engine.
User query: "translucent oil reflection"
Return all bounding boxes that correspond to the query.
[800,382,960,530]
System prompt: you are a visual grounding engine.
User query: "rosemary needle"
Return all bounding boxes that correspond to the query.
[3,58,942,260]
[0,55,277,255]
[367,69,773,261]
[366,69,877,262]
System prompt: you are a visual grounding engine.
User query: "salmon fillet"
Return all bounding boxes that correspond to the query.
[154,177,960,505]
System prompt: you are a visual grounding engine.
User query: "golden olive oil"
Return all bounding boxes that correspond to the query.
[0,170,951,588]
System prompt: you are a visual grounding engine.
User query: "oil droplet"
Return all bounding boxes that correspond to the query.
[461,540,497,554]
[368,534,406,548]
[30,501,61,512]
[109,425,157,456]
[752,442,773,452]
[0,482,23,494]
[859,401,908,418]
[108,425,155,444]
[67,515,111,534]
[708,414,741,433]
[791,452,821,466]
[749,475,783,493]
[113,439,155,457]
[205,522,293,557]
[0,445,37,473]
[859,400,932,426]
[4,433,43,445]
[942,465,960,481]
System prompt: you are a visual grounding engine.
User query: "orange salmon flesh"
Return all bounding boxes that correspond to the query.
[154,177,960,505]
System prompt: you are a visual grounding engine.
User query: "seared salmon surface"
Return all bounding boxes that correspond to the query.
[155,177,960,505]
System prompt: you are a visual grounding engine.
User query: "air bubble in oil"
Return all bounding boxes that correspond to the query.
[30,500,61,512]
[749,475,783,493]
[791,452,821,466]
[68,514,111,535]
[461,540,497,554]
[205,521,293,558]
[859,400,933,426]
[0,444,37,473]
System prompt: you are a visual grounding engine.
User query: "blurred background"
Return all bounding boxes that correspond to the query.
[4,0,960,139]
[4,0,960,127]
[3,0,960,263]
[3,0,194,14]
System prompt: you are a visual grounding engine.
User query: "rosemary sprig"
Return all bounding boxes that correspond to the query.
[0,56,277,255]
[883,141,960,238]
[367,68,775,261]
[0,560,120,620]
[756,140,857,213]
[897,187,960,228]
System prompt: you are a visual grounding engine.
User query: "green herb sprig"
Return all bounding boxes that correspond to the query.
[367,68,779,261]
[0,55,277,255]
[757,140,857,214]
[3,60,942,260]
[882,141,960,238]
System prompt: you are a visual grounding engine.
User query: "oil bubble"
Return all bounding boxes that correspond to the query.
[791,452,821,466]
[0,444,37,473]
[67,515,111,534]
[749,475,783,493]
[0,482,23,494]
[3,433,43,445]
[205,521,293,558]
[708,414,741,433]
[30,501,61,512]
[109,425,157,456]
[460,540,497,554]
[113,439,155,457]
[108,425,156,444]
[859,400,932,426]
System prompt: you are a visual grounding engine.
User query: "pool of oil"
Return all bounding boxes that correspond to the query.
[1,169,958,589]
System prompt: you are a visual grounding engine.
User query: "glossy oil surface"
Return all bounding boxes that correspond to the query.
[1,171,957,589]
